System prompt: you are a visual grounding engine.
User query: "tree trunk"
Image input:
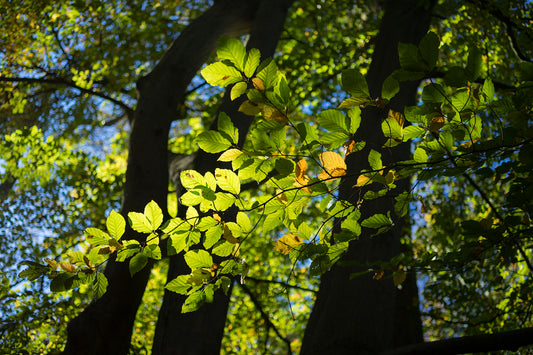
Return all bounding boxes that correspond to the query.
[152,1,294,354]
[63,1,260,354]
[300,1,435,354]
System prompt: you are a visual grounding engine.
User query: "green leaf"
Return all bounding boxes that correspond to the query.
[263,209,284,231]
[212,240,235,257]
[181,190,203,206]
[368,150,382,170]
[50,273,76,292]
[338,96,371,109]
[128,212,152,233]
[403,126,425,140]
[422,83,446,104]
[321,132,348,149]
[129,253,148,276]
[85,227,110,246]
[398,42,423,71]
[168,234,187,255]
[186,206,199,225]
[184,249,213,269]
[381,75,399,100]
[413,147,428,163]
[182,290,206,313]
[215,168,240,194]
[217,37,246,71]
[342,69,369,97]
[381,118,403,140]
[275,158,295,177]
[93,273,108,299]
[466,47,482,81]
[201,62,242,87]
[257,60,279,90]
[204,225,222,249]
[106,210,125,240]
[347,107,361,133]
[236,212,252,233]
[418,31,439,70]
[361,214,392,229]
[482,78,494,103]
[318,109,347,133]
[213,192,236,211]
[116,240,141,262]
[144,200,163,230]
[166,274,192,295]
[180,170,205,190]
[196,131,232,153]
[217,112,238,144]
[244,48,261,77]
[230,81,247,101]
[393,269,406,287]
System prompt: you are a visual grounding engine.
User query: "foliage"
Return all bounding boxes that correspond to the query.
[2,0,533,353]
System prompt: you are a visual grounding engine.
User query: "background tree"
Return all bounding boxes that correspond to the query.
[1,0,532,354]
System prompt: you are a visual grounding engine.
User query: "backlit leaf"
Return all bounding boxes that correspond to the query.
[129,253,148,277]
[318,151,347,180]
[201,62,241,87]
[274,234,303,255]
[106,210,125,240]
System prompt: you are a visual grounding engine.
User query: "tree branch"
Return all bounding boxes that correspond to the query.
[246,276,317,293]
[239,282,293,355]
[0,75,133,116]
[381,327,533,355]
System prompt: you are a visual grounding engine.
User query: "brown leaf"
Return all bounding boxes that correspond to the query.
[428,115,445,132]
[252,77,265,91]
[59,262,76,273]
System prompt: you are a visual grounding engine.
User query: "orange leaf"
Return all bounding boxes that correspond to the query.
[318,151,347,180]
[344,139,355,156]
[388,109,405,127]
[354,174,372,187]
[294,159,310,193]
[252,77,264,91]
[274,234,303,255]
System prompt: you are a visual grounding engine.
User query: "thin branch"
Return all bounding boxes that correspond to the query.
[0,76,133,116]
[239,282,293,355]
[245,276,317,293]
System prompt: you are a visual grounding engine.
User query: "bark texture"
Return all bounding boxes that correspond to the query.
[63,1,260,354]
[152,1,294,354]
[300,1,436,354]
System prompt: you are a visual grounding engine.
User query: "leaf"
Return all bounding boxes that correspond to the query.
[128,212,152,233]
[217,112,238,144]
[354,174,372,187]
[238,100,262,116]
[262,105,288,124]
[361,214,392,229]
[129,253,148,276]
[186,206,199,225]
[85,227,110,246]
[339,96,372,109]
[93,273,108,299]
[381,75,399,100]
[398,42,423,71]
[418,31,439,70]
[347,107,361,133]
[318,151,347,180]
[230,81,247,101]
[217,37,246,71]
[184,250,213,269]
[106,210,125,240]
[275,158,295,177]
[165,275,192,295]
[318,109,347,133]
[213,192,236,211]
[196,131,232,153]
[222,223,239,244]
[201,62,241,87]
[218,148,243,162]
[466,47,482,81]
[144,200,163,230]
[274,234,303,255]
[182,290,206,313]
[428,115,445,132]
[368,150,382,170]
[59,262,76,273]
[482,78,494,103]
[342,69,369,97]
[393,269,406,287]
[251,78,265,92]
[244,48,261,77]
[215,168,240,194]
[422,83,446,103]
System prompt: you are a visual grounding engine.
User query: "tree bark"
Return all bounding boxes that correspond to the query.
[300,1,435,354]
[63,1,260,354]
[152,1,294,354]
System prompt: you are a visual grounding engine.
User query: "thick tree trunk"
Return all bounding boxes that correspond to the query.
[152,1,294,354]
[300,1,435,354]
[63,1,260,354]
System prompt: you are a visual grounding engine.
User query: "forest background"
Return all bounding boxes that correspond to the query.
[1,0,533,354]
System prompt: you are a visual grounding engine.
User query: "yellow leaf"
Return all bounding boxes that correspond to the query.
[344,139,355,156]
[274,234,303,255]
[318,151,347,180]
[428,115,445,132]
[384,169,396,185]
[388,109,405,127]
[213,213,222,222]
[354,174,372,187]
[373,269,384,280]
[218,148,243,162]
[262,106,288,124]
[45,258,58,270]
[239,100,262,116]
[293,159,311,193]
